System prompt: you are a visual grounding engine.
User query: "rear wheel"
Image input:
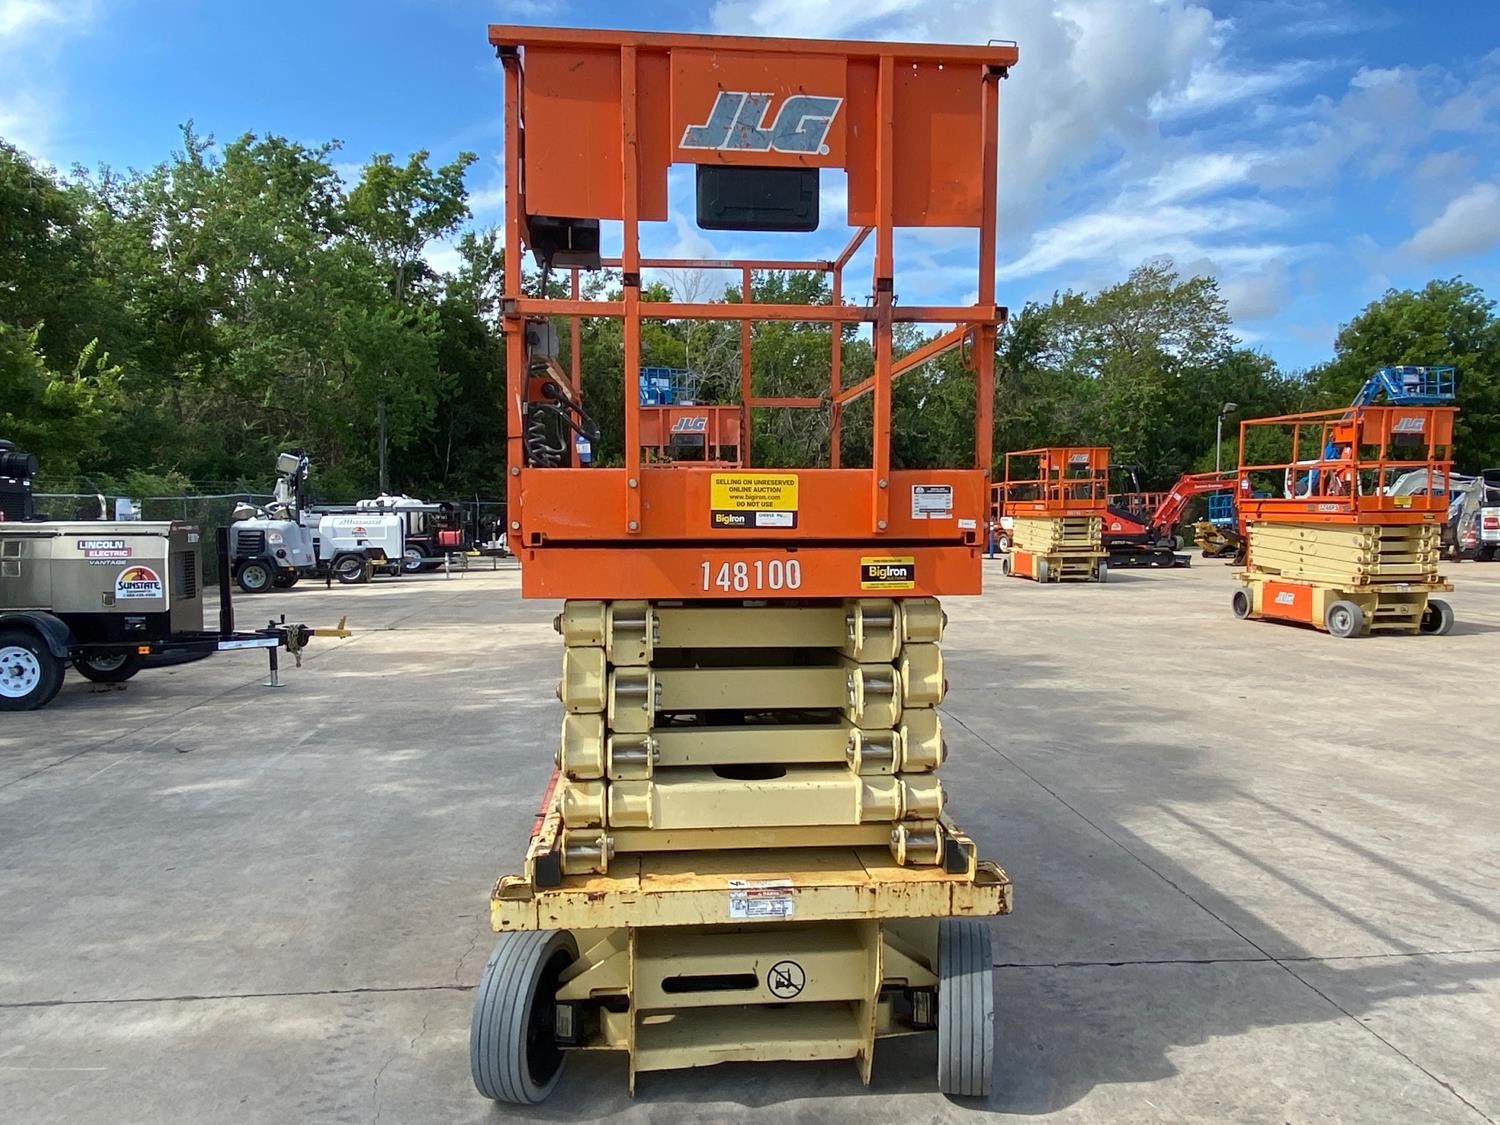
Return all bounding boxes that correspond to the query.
[1096,560,1109,583]
[998,555,1011,577]
[937,918,995,1098]
[402,545,428,573]
[1325,599,1365,639]
[0,628,65,711]
[236,560,274,594]
[1035,558,1050,583]
[72,652,145,683]
[332,555,367,585]
[1419,598,1454,636]
[470,930,577,1104]
[1231,588,1252,619]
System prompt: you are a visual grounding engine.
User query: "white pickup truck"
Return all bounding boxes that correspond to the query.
[1474,481,1500,562]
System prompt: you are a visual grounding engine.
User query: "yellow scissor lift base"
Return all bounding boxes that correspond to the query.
[1234,523,1455,636]
[490,804,1010,1090]
[1000,515,1107,582]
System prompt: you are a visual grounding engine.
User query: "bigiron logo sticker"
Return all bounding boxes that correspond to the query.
[115,565,163,600]
[861,556,916,591]
[681,92,843,155]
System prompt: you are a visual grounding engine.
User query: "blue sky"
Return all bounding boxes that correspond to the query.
[2,0,1498,370]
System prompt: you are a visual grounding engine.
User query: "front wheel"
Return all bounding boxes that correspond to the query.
[72,652,145,683]
[236,560,274,594]
[1096,560,1109,583]
[332,555,367,585]
[937,917,995,1098]
[996,532,1011,553]
[0,628,65,712]
[1419,598,1454,636]
[1325,599,1365,639]
[470,930,578,1104]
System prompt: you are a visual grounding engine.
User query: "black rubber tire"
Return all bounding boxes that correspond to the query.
[1035,558,1050,583]
[1231,588,1252,619]
[937,918,995,1098]
[471,930,577,1104]
[332,555,367,585]
[996,533,1011,553]
[236,560,274,594]
[72,652,145,684]
[0,628,66,712]
[273,572,300,589]
[998,555,1012,577]
[1325,599,1365,639]
[401,545,428,573]
[1419,598,1454,636]
[1096,560,1109,583]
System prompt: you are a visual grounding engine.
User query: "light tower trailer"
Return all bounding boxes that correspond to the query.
[1232,404,1457,637]
[0,522,334,711]
[469,24,1016,1103]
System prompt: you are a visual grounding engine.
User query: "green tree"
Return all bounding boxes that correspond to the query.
[1304,279,1499,469]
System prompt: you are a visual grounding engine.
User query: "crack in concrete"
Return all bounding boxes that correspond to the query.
[943,707,1498,1124]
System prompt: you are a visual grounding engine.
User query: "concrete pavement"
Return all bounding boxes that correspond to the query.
[2,558,1497,1122]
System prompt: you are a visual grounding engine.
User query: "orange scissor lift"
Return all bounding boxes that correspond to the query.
[470,24,1016,1103]
[992,447,1110,582]
[1232,405,1457,637]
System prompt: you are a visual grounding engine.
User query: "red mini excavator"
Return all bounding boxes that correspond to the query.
[1103,470,1237,567]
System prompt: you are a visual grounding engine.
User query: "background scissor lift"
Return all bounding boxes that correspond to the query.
[993,447,1110,582]
[470,24,1018,1103]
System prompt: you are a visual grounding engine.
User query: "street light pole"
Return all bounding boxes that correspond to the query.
[1217,402,1239,474]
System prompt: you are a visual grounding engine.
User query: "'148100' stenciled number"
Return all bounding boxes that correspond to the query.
[700,559,803,592]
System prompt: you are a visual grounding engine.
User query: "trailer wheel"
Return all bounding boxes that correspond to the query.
[332,555,367,585]
[1419,598,1454,636]
[470,930,577,1104]
[0,628,65,712]
[937,917,995,1098]
[1231,589,1252,619]
[401,545,428,573]
[996,532,1011,553]
[1324,599,1365,639]
[237,560,274,594]
[72,652,145,684]
[273,572,300,589]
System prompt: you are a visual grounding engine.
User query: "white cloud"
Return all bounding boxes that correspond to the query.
[1399,182,1500,262]
[0,0,94,160]
[1150,59,1321,119]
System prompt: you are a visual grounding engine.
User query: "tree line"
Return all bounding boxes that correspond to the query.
[3,129,1497,505]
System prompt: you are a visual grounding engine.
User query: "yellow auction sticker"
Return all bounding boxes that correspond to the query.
[710,473,799,529]
[860,556,916,590]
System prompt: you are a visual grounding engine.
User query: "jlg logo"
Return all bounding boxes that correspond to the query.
[1274,592,1296,605]
[1392,416,1426,434]
[681,92,843,155]
[671,416,709,434]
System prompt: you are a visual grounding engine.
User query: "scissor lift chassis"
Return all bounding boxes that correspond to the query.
[1234,523,1454,636]
[489,809,1010,1091]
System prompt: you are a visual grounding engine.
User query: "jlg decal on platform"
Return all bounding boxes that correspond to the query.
[861,556,916,591]
[710,473,799,529]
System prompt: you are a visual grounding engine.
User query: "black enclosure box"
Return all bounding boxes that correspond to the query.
[696,165,819,232]
[528,216,602,270]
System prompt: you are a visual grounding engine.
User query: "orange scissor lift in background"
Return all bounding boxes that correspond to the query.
[1232,404,1457,637]
[470,25,1016,1104]
[992,447,1110,582]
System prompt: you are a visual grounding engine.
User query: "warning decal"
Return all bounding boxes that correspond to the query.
[861,556,916,591]
[911,484,953,520]
[728,878,795,920]
[115,565,163,600]
[710,473,799,530]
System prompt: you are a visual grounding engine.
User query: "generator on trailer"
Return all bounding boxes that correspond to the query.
[469,24,1016,1103]
[0,443,343,711]
[992,447,1109,582]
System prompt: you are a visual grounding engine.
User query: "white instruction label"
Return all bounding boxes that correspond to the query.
[728,878,795,920]
[911,484,954,520]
